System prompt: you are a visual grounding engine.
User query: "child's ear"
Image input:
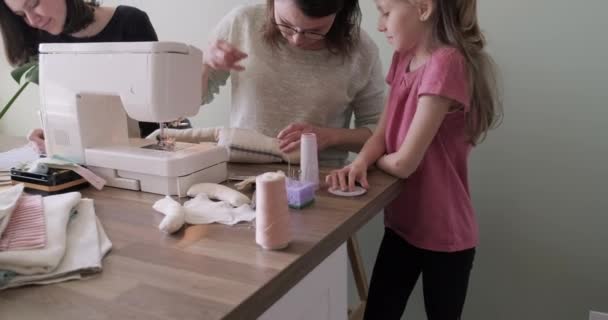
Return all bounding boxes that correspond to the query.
[417,0,435,22]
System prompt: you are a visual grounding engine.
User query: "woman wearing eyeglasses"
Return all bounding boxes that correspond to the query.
[203,0,384,166]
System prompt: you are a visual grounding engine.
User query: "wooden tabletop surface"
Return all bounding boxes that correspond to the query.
[0,137,402,320]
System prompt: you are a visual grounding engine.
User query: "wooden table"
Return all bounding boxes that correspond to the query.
[0,137,402,319]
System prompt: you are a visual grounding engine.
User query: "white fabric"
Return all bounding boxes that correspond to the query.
[153,194,255,234]
[145,127,220,143]
[0,192,81,275]
[217,128,300,164]
[146,127,301,164]
[234,176,257,190]
[0,199,112,289]
[184,194,255,225]
[0,144,39,171]
[153,196,186,234]
[187,183,250,207]
[0,184,24,237]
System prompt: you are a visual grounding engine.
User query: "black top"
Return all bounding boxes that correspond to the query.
[39,6,162,137]
[39,5,158,44]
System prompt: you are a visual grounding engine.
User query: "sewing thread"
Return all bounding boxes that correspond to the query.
[299,133,319,189]
[255,172,290,250]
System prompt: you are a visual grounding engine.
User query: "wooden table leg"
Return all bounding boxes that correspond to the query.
[347,235,368,320]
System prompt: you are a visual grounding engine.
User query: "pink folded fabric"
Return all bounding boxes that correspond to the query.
[0,195,46,251]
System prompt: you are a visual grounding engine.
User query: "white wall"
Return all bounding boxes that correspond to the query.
[2,1,607,319]
[0,0,261,134]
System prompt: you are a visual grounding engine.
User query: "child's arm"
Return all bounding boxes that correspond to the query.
[325,100,389,191]
[377,95,452,179]
[354,102,388,167]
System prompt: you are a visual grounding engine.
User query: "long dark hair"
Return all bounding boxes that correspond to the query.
[431,0,502,144]
[263,0,361,58]
[0,0,99,66]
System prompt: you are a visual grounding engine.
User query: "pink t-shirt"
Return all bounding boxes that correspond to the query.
[384,47,477,252]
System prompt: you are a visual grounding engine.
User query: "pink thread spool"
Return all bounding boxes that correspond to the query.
[255,172,291,250]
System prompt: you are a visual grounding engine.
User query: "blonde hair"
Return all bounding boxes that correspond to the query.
[428,0,502,145]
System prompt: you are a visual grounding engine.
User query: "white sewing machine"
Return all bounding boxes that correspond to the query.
[38,42,228,197]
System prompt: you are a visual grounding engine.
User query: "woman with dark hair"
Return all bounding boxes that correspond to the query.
[203,0,385,166]
[0,0,158,66]
[0,0,167,151]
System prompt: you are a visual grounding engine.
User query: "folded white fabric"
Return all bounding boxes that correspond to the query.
[145,127,220,143]
[0,199,111,290]
[146,127,301,164]
[217,128,301,164]
[0,184,24,237]
[153,194,255,234]
[0,192,81,275]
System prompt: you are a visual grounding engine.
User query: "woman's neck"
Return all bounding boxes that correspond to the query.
[69,6,116,38]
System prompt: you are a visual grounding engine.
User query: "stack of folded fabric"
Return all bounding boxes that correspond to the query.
[0,184,111,290]
[0,143,39,191]
[0,171,10,191]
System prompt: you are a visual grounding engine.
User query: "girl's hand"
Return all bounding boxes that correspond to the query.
[325,160,370,192]
[27,128,45,155]
[277,123,331,153]
[204,40,248,71]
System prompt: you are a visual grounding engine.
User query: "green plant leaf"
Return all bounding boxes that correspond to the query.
[23,64,39,85]
[0,81,30,120]
[10,61,38,84]
[1,61,40,121]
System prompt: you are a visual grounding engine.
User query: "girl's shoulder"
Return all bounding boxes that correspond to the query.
[421,46,471,109]
[429,46,466,65]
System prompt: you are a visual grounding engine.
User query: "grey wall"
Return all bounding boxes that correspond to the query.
[466,1,608,318]
[1,1,606,319]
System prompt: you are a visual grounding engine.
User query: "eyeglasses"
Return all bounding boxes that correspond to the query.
[274,23,327,40]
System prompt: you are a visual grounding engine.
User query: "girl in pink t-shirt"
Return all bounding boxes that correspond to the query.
[326,0,502,319]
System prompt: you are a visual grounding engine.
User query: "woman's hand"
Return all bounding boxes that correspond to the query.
[27,128,45,155]
[277,123,332,153]
[204,39,248,71]
[325,159,370,192]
